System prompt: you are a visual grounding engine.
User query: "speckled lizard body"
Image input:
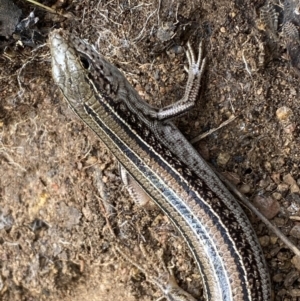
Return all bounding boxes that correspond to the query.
[49,29,271,301]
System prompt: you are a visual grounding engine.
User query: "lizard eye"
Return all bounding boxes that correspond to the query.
[80,56,90,69]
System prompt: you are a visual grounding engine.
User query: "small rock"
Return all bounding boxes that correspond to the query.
[290,289,300,297]
[257,87,263,95]
[253,195,280,219]
[287,201,300,214]
[272,192,282,200]
[270,236,278,244]
[283,174,297,186]
[273,273,284,283]
[291,183,300,194]
[0,0,21,37]
[277,183,289,192]
[284,122,296,134]
[82,205,93,222]
[290,224,300,240]
[259,179,270,188]
[217,152,230,166]
[291,255,300,271]
[239,184,251,194]
[222,171,240,185]
[276,106,293,121]
[273,217,285,227]
[283,174,300,193]
[283,270,299,288]
[264,161,272,171]
[258,235,270,247]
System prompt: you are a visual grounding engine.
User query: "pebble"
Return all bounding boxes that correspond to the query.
[276,106,293,121]
[252,195,280,219]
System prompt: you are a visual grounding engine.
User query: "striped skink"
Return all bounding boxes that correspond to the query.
[49,29,271,301]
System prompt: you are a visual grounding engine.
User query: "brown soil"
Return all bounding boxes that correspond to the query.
[1,0,300,300]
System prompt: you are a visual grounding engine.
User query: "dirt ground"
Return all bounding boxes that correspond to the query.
[1,0,300,300]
